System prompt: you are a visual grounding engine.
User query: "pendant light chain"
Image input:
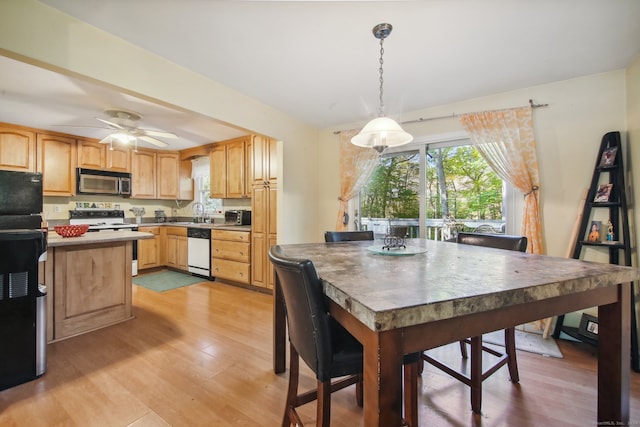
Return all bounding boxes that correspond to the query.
[350,22,413,152]
[378,37,385,117]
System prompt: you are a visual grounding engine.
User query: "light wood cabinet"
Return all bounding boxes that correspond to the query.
[164,226,188,271]
[77,138,131,172]
[52,241,133,341]
[77,138,104,170]
[209,144,227,198]
[132,149,186,200]
[0,124,36,172]
[211,229,251,284]
[37,133,77,196]
[138,226,161,269]
[131,148,157,198]
[252,135,278,186]
[179,159,194,200]
[226,138,249,198]
[210,136,250,199]
[157,151,180,199]
[107,144,131,172]
[251,136,278,290]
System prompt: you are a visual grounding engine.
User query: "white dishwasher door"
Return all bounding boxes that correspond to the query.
[187,228,210,277]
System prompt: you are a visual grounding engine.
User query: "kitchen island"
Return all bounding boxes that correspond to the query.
[44,230,153,342]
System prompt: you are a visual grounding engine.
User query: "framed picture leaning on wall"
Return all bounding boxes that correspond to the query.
[594,183,613,202]
[599,146,618,167]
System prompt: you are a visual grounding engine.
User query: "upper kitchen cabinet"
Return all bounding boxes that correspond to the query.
[131,149,187,200]
[209,143,227,198]
[178,159,194,201]
[252,135,278,186]
[77,139,131,172]
[210,136,251,199]
[131,148,156,199]
[76,139,104,170]
[37,133,77,196]
[78,139,131,172]
[157,151,180,200]
[0,124,36,172]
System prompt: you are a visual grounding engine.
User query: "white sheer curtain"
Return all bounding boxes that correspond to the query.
[459,106,544,255]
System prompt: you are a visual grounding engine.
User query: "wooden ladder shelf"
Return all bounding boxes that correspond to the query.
[552,131,639,372]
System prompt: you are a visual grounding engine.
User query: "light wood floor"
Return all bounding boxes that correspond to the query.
[1,277,639,426]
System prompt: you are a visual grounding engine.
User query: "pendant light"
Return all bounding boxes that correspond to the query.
[351,23,413,153]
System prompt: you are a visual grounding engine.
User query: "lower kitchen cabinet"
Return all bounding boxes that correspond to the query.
[165,226,188,271]
[138,226,161,269]
[50,241,133,341]
[211,229,251,284]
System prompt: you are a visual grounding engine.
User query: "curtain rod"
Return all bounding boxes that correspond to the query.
[334,99,548,134]
[400,99,548,125]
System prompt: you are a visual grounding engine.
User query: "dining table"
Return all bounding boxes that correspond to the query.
[271,238,639,426]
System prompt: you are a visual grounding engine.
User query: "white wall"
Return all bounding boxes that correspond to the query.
[317,71,628,257]
[0,0,319,244]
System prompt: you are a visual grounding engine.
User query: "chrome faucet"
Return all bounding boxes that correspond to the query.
[192,203,204,223]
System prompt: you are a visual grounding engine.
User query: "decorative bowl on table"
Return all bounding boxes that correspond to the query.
[54,224,89,238]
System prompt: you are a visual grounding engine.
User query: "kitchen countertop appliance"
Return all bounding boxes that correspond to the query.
[225,210,251,226]
[0,170,48,391]
[69,209,139,275]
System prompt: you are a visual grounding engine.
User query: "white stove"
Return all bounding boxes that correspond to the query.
[69,210,138,231]
[69,209,139,275]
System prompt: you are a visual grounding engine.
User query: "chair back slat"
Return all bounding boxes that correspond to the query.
[456,232,527,252]
[324,231,374,242]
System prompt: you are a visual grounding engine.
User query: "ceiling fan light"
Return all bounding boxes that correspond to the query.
[350,117,413,153]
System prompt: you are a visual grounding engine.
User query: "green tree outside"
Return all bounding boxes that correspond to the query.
[360,145,503,221]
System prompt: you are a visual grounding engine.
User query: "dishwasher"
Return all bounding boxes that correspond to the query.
[187,228,211,278]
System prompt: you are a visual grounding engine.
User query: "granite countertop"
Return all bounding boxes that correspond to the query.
[275,239,640,332]
[48,230,154,247]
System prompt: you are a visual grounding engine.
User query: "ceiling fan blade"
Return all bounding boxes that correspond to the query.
[95,117,124,130]
[139,135,169,148]
[140,128,178,139]
[98,135,113,144]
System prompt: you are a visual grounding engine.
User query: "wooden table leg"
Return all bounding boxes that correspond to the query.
[273,277,286,374]
[363,330,404,427]
[597,282,630,424]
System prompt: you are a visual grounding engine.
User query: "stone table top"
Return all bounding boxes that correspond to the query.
[274,239,639,332]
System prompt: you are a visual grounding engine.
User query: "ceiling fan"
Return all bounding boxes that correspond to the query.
[94,108,177,148]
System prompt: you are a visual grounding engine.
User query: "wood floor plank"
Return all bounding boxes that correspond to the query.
[0,278,638,426]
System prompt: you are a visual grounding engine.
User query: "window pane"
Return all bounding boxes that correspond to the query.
[360,150,420,237]
[426,145,504,233]
[359,142,505,239]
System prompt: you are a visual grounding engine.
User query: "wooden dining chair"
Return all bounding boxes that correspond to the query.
[270,245,420,427]
[324,230,374,242]
[422,232,528,414]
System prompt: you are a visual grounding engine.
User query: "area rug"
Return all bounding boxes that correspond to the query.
[133,270,207,292]
[483,329,563,358]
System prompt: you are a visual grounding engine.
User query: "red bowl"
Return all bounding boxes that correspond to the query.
[54,224,89,238]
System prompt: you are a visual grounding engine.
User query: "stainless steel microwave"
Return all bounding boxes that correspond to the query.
[76,168,131,196]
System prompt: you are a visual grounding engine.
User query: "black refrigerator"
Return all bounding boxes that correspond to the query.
[0,170,47,391]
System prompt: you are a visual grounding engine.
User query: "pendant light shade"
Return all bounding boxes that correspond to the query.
[350,117,413,153]
[351,23,412,153]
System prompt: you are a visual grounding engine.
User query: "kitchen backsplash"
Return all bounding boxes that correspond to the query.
[43,195,250,223]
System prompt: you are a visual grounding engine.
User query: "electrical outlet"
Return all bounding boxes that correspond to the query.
[53,205,61,213]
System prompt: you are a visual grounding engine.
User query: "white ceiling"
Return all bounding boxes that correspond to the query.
[2,1,640,151]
